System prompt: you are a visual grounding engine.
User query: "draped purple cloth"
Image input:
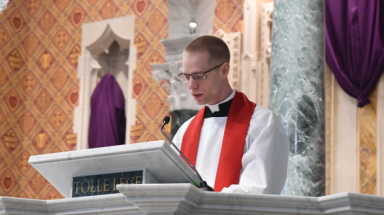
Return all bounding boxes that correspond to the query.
[89,74,126,148]
[326,0,384,107]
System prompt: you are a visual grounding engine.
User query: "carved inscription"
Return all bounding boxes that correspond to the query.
[72,170,143,197]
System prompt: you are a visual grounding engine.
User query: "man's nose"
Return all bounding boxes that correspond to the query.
[187,78,198,89]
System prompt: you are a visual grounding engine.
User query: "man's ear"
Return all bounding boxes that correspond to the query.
[221,62,230,78]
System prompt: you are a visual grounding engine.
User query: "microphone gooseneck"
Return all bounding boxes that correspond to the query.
[160,117,203,182]
[160,116,214,192]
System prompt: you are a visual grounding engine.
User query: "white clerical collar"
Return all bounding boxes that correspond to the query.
[205,89,236,113]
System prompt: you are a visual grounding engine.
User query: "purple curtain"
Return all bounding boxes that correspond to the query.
[326,0,384,107]
[89,74,126,148]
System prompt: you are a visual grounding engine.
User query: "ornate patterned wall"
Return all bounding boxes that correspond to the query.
[0,0,169,199]
[212,0,272,34]
[213,0,244,34]
[0,0,249,200]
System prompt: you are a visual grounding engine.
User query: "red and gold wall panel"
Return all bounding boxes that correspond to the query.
[213,0,244,34]
[0,0,247,200]
[0,0,169,199]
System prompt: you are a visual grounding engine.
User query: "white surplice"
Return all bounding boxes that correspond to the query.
[172,90,289,194]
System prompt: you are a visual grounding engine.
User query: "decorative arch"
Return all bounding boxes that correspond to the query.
[74,16,137,149]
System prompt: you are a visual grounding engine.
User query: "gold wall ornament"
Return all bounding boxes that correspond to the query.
[69,5,88,29]
[62,128,77,147]
[146,10,166,36]
[100,1,118,19]
[18,111,36,135]
[68,44,81,68]
[4,130,17,149]
[48,107,68,131]
[70,90,79,105]
[53,27,70,51]
[40,53,51,69]
[20,72,38,95]
[24,0,42,17]
[142,92,164,120]
[15,151,31,176]
[135,0,148,17]
[4,88,22,113]
[2,128,20,153]
[35,90,53,113]
[66,133,77,145]
[39,12,55,34]
[8,49,24,72]
[133,81,143,97]
[36,133,47,148]
[134,34,147,54]
[65,85,79,108]
[53,110,64,128]
[37,50,55,74]
[131,124,143,137]
[22,33,40,56]
[51,67,69,91]
[73,10,82,25]
[13,15,22,31]
[32,129,51,154]
[70,51,80,64]
[130,118,147,143]
[1,169,16,194]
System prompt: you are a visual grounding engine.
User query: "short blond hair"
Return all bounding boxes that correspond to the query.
[184,35,230,64]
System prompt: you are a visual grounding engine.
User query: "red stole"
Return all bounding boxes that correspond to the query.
[180,91,256,191]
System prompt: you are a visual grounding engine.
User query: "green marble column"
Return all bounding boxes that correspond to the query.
[269,0,325,196]
[170,110,198,138]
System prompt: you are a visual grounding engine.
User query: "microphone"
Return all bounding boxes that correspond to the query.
[160,116,214,191]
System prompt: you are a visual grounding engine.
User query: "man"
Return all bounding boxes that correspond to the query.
[173,35,289,194]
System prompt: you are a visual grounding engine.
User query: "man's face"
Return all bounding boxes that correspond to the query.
[182,52,225,105]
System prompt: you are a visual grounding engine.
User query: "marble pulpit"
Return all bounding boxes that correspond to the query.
[0,184,384,214]
[0,141,381,214]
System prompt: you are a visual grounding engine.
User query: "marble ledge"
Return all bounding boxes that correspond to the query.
[118,184,384,215]
[0,193,139,215]
[1,184,384,214]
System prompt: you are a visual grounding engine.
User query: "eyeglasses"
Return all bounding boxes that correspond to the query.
[178,63,224,83]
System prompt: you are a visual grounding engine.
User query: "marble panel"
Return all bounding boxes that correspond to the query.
[269,0,325,196]
[0,194,139,214]
[335,84,358,194]
[168,0,190,39]
[46,194,138,214]
[359,87,377,195]
[1,184,384,214]
[28,141,200,198]
[324,65,335,195]
[195,0,216,37]
[118,183,384,215]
